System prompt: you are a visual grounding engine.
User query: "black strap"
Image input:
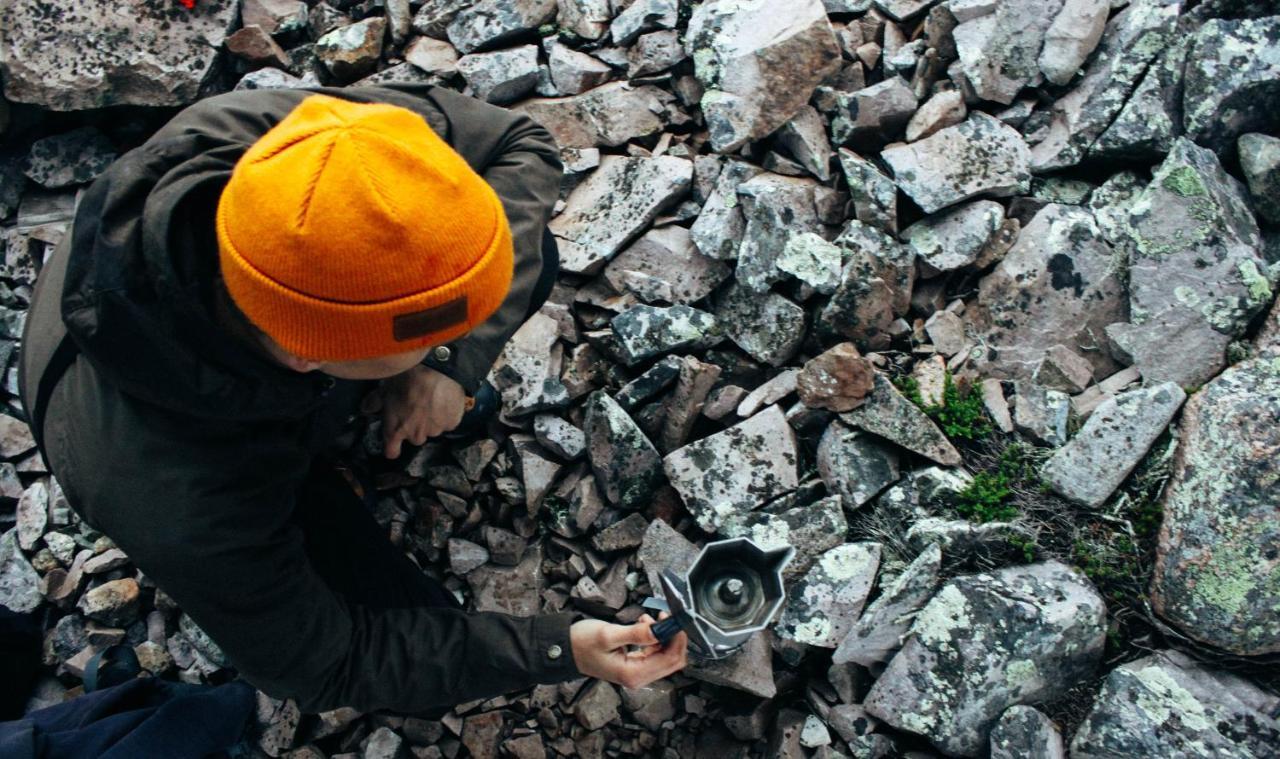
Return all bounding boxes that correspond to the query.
[30,334,80,471]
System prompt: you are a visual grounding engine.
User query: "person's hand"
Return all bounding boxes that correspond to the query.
[364,365,467,459]
[569,614,688,689]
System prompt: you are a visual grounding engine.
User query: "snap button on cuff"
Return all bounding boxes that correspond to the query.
[546,644,562,660]
[432,345,452,362]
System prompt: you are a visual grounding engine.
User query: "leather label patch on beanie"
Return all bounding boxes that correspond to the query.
[392,296,468,341]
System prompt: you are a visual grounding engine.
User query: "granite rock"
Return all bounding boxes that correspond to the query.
[833,543,942,667]
[549,155,693,275]
[816,422,900,510]
[611,305,722,365]
[819,221,916,352]
[837,149,898,235]
[516,82,687,150]
[1239,132,1280,225]
[686,0,841,153]
[1069,650,1280,757]
[314,17,386,82]
[1028,0,1181,171]
[1041,382,1184,507]
[446,0,556,54]
[583,391,665,511]
[840,373,962,466]
[882,113,1031,214]
[952,0,1066,105]
[865,562,1106,757]
[775,542,882,648]
[904,200,1004,276]
[1181,16,1280,155]
[23,128,116,190]
[797,344,876,413]
[456,45,539,104]
[968,204,1128,381]
[1107,138,1274,388]
[0,0,241,110]
[1151,354,1280,655]
[0,528,40,614]
[663,405,799,533]
[989,706,1065,759]
[714,282,806,367]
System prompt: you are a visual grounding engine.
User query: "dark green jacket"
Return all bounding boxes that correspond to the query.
[18,83,581,713]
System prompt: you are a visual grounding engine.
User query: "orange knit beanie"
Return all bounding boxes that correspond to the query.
[216,94,513,361]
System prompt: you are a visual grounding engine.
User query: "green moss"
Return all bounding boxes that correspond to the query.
[1239,259,1274,305]
[1160,165,1207,198]
[929,372,992,441]
[898,371,991,442]
[895,374,925,407]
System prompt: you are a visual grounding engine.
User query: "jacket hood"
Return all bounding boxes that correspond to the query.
[60,116,332,421]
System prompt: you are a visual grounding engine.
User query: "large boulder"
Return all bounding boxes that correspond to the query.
[1239,132,1280,225]
[1041,382,1186,508]
[1069,650,1280,756]
[967,204,1128,381]
[952,0,1067,105]
[0,0,241,110]
[775,542,882,648]
[548,155,693,275]
[865,561,1106,757]
[685,0,841,153]
[582,392,665,512]
[1181,15,1280,155]
[1028,0,1182,172]
[514,82,686,149]
[1151,354,1280,655]
[663,405,799,533]
[881,113,1031,214]
[1107,138,1275,388]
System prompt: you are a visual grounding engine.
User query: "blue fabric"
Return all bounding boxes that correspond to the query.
[0,677,255,759]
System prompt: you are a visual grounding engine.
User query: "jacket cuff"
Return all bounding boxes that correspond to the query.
[420,343,482,396]
[530,612,584,684]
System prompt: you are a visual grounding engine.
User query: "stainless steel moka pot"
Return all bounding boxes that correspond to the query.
[644,537,795,661]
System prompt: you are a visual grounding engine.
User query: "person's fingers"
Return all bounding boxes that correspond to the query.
[409,416,430,447]
[616,632,689,688]
[637,614,655,626]
[605,620,658,649]
[383,414,411,460]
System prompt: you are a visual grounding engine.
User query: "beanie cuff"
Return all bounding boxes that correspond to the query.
[217,204,514,362]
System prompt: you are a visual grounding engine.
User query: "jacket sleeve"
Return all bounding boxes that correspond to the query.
[51,373,581,713]
[406,86,564,394]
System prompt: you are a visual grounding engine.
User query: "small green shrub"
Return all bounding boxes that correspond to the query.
[897,370,991,442]
[955,470,1017,522]
[1007,533,1037,563]
[953,444,1038,524]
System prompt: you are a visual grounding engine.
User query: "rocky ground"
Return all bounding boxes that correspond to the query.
[2,0,1280,756]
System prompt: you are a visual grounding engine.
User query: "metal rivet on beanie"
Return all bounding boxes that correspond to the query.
[216,94,514,361]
